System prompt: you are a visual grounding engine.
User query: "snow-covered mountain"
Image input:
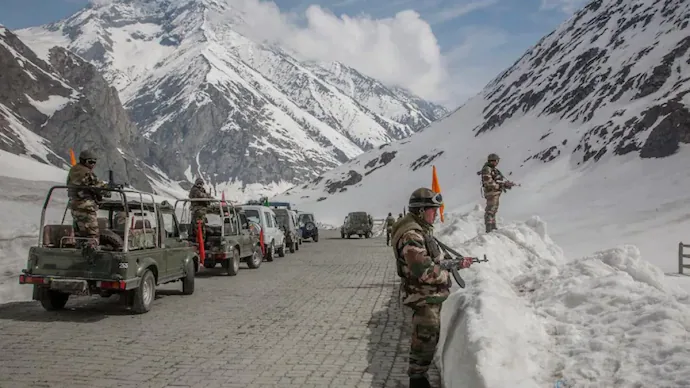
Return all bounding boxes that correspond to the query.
[0,24,174,191]
[15,0,447,199]
[274,0,690,266]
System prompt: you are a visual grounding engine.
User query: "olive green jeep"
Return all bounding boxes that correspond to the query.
[176,199,263,275]
[19,186,197,314]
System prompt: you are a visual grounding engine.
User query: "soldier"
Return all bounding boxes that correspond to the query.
[391,188,474,388]
[66,150,108,252]
[384,212,396,246]
[398,213,403,222]
[480,153,514,233]
[189,178,212,239]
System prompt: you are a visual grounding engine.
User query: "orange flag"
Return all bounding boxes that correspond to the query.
[431,165,444,222]
[69,148,76,166]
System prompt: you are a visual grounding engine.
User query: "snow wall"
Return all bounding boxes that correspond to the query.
[434,206,690,388]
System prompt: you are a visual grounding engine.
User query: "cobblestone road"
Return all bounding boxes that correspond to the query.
[0,230,441,388]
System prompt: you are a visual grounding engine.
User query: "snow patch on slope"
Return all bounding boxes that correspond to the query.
[436,209,690,387]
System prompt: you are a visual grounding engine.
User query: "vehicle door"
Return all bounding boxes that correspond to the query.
[238,212,254,255]
[160,210,187,278]
[130,210,166,278]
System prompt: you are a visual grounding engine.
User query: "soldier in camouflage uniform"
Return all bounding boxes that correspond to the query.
[384,212,396,246]
[66,150,108,251]
[398,213,403,222]
[480,153,514,233]
[188,178,212,239]
[391,188,474,388]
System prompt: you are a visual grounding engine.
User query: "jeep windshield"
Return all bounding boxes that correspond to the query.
[273,210,290,227]
[244,209,260,224]
[298,214,314,223]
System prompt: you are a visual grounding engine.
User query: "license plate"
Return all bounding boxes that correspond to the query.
[50,279,88,294]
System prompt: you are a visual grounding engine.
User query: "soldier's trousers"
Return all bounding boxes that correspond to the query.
[408,303,442,377]
[71,208,99,248]
[386,228,392,245]
[484,193,500,232]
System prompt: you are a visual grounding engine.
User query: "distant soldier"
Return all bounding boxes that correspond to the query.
[189,178,212,239]
[397,213,403,222]
[391,188,474,388]
[480,153,515,233]
[66,150,108,252]
[384,212,396,246]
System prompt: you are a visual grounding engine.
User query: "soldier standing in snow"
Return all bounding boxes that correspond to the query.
[480,153,515,233]
[66,150,108,253]
[391,187,474,388]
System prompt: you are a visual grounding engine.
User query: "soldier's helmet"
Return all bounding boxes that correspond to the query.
[408,187,443,209]
[488,153,500,162]
[388,212,392,216]
[79,149,97,162]
[194,178,204,185]
[398,213,403,217]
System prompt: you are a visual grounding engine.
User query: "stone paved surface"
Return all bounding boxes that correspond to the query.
[0,230,441,388]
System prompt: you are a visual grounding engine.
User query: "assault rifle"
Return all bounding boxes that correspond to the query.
[434,237,488,288]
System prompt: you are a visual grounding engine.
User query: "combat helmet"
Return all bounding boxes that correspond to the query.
[408,187,443,209]
[79,149,97,162]
[487,153,500,162]
[194,177,204,185]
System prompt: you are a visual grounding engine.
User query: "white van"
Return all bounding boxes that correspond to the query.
[240,205,286,261]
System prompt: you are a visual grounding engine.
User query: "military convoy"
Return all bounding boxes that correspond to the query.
[17,181,323,314]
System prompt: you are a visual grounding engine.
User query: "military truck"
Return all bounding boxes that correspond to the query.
[176,199,263,275]
[341,211,374,239]
[18,186,197,314]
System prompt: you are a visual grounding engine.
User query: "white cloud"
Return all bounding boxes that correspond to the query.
[222,0,460,105]
[539,0,590,14]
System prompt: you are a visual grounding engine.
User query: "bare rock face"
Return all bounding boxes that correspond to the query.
[0,26,154,190]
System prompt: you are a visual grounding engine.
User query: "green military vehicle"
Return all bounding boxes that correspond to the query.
[176,199,263,275]
[19,186,197,314]
[340,211,374,239]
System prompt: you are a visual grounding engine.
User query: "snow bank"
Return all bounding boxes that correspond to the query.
[436,208,690,388]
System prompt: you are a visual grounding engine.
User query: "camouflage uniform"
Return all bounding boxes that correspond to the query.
[66,150,107,249]
[481,153,512,233]
[384,213,396,246]
[189,178,212,239]
[392,188,471,388]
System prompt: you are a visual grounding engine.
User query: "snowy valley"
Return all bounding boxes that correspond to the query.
[12,0,446,199]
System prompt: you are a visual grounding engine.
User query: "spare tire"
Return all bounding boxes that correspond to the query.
[100,229,124,249]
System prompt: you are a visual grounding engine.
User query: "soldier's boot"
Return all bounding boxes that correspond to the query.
[409,375,431,388]
[485,222,496,233]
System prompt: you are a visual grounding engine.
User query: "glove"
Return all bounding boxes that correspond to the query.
[504,181,514,189]
[459,257,473,269]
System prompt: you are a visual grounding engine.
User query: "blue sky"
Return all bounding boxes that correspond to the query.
[0,0,588,106]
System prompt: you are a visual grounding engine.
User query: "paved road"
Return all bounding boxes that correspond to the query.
[0,230,441,388]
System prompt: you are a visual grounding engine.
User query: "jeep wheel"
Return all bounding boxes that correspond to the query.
[366,232,372,239]
[247,247,262,269]
[266,242,275,262]
[132,269,155,314]
[39,289,69,311]
[182,260,195,295]
[224,248,240,276]
[278,240,286,257]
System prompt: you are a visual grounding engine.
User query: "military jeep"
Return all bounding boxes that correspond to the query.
[18,186,197,314]
[176,199,263,275]
[341,211,374,239]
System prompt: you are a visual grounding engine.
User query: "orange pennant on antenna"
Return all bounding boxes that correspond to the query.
[69,148,76,166]
[431,165,444,222]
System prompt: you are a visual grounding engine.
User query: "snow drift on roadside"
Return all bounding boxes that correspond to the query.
[435,208,690,388]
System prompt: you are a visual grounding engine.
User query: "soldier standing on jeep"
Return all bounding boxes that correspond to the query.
[189,178,212,238]
[66,150,108,252]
